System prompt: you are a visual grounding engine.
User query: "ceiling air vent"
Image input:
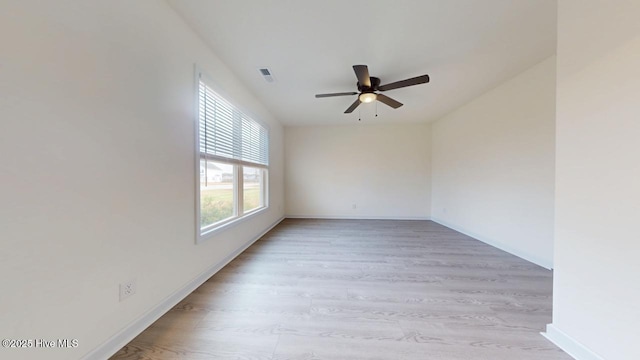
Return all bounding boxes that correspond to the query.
[258,68,275,83]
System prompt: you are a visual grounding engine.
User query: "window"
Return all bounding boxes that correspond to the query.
[243,166,266,213]
[196,70,269,241]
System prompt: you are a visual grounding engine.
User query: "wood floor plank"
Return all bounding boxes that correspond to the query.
[111,219,571,360]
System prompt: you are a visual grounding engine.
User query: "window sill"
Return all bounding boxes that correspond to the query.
[197,206,269,244]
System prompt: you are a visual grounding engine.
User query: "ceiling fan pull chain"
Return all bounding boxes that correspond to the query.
[375,101,378,117]
[358,108,361,121]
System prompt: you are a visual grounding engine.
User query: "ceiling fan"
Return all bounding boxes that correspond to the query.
[315,65,430,113]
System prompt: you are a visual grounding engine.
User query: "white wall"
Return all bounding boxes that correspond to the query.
[430,57,556,269]
[0,1,284,359]
[285,124,431,219]
[546,1,640,359]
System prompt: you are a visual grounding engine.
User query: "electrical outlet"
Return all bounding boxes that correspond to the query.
[119,279,136,301]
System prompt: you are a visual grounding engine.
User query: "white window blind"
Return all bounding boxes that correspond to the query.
[198,78,269,166]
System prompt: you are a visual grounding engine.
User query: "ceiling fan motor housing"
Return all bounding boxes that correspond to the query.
[357,76,381,92]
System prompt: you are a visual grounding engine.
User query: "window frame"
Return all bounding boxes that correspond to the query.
[195,67,269,243]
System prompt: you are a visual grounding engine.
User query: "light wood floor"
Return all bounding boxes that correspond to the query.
[111,219,570,360]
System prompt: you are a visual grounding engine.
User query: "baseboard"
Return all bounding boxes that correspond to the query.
[82,216,285,360]
[430,217,553,269]
[542,324,605,360]
[285,215,431,221]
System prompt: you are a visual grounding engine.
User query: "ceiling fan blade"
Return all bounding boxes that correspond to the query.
[344,99,362,113]
[315,92,358,98]
[378,74,430,91]
[376,93,403,109]
[353,65,371,88]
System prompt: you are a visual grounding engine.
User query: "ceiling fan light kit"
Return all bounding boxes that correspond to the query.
[315,65,430,114]
[359,93,377,103]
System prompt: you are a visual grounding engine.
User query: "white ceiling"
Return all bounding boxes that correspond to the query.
[167,0,556,126]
